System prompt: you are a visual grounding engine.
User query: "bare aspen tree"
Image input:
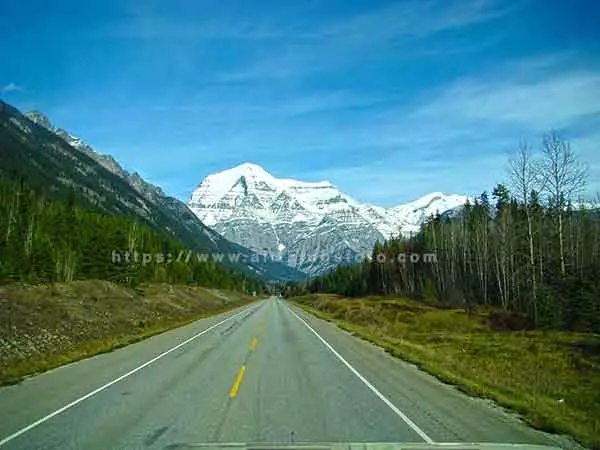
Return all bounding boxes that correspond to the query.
[6,185,20,242]
[128,222,138,254]
[509,142,543,321]
[541,132,587,277]
[471,195,489,304]
[430,217,446,294]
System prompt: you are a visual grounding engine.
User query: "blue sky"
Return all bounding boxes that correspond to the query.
[1,0,599,206]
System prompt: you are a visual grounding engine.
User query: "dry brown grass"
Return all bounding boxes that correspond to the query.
[0,281,256,385]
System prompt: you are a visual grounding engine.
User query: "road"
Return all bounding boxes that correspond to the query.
[0,297,568,449]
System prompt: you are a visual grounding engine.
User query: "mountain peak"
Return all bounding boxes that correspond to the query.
[221,162,274,182]
[189,164,469,275]
[190,162,343,212]
[389,192,469,233]
[234,162,267,172]
[25,110,54,131]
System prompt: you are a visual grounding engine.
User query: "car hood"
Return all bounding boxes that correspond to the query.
[164,442,564,450]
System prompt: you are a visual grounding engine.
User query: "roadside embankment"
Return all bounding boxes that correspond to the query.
[0,281,257,385]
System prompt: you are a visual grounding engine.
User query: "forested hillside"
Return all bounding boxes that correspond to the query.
[292,133,600,331]
[0,174,263,292]
[0,99,304,281]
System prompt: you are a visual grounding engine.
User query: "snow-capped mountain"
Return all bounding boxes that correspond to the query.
[189,163,468,275]
[389,192,471,234]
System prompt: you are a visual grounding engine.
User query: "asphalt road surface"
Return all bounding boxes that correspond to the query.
[0,298,570,449]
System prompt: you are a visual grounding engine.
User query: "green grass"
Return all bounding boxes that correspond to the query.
[292,294,600,449]
[0,281,257,385]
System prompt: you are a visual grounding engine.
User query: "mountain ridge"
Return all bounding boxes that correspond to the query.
[189,163,469,275]
[0,100,304,281]
[24,110,166,199]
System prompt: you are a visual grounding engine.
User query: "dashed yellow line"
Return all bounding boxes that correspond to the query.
[249,337,258,351]
[229,365,246,397]
[229,329,263,399]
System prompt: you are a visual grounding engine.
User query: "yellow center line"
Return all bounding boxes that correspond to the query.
[229,365,246,398]
[229,328,264,399]
[249,337,258,351]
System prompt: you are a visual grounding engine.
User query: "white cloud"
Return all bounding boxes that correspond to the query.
[413,69,600,131]
[104,17,297,40]
[1,82,26,93]
[151,89,387,119]
[320,0,512,41]
[216,0,515,82]
[284,57,600,204]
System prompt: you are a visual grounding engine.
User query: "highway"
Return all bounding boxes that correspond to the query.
[0,297,567,449]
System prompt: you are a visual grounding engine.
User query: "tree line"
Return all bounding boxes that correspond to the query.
[0,174,263,293]
[288,133,600,332]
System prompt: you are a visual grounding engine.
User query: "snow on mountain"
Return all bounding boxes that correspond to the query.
[189,163,468,275]
[389,192,470,235]
[190,162,360,225]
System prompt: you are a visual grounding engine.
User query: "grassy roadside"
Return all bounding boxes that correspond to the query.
[291,294,600,449]
[0,281,258,385]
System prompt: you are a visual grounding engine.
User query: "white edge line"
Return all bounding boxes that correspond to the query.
[286,303,435,444]
[0,304,257,448]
